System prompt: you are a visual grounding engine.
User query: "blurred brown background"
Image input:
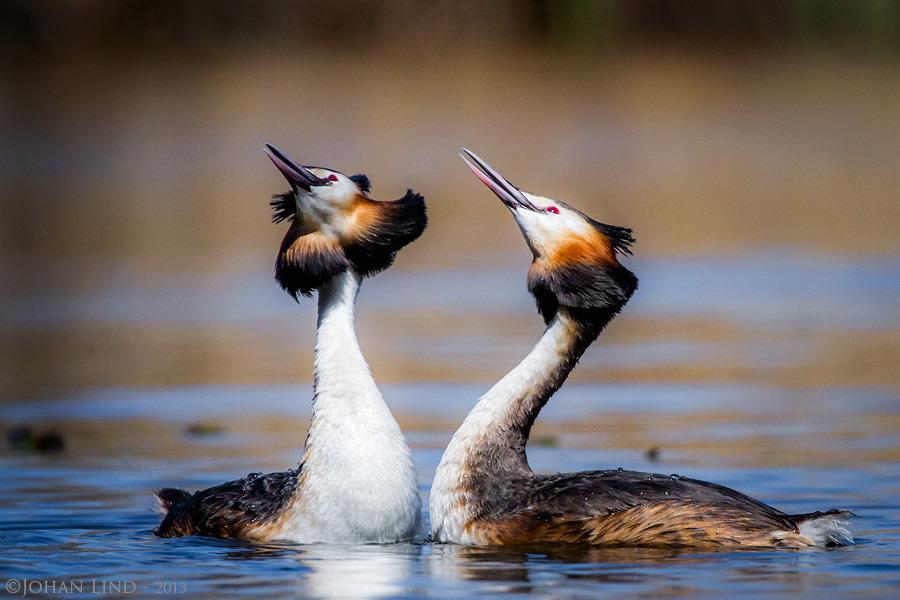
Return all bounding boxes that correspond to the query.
[1,0,899,404]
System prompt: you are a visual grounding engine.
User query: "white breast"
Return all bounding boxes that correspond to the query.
[270,271,422,543]
[275,413,422,543]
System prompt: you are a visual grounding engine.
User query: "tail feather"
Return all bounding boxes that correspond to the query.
[155,488,191,515]
[792,509,854,547]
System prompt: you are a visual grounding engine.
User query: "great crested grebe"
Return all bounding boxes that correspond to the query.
[430,149,853,549]
[156,144,426,543]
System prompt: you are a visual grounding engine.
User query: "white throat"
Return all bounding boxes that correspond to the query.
[313,270,378,403]
[278,270,421,543]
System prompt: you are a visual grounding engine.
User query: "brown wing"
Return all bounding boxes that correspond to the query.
[470,469,798,547]
[156,469,299,539]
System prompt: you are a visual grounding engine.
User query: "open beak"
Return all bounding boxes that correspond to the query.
[459,148,538,211]
[264,144,329,191]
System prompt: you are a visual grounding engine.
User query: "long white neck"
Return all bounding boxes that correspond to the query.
[430,311,601,543]
[286,270,421,543]
[312,270,378,409]
[301,269,397,461]
[434,314,577,477]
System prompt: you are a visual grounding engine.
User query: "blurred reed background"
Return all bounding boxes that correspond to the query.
[1,0,899,405]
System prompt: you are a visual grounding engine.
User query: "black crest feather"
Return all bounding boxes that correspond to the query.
[349,174,371,193]
[593,221,635,256]
[270,192,295,224]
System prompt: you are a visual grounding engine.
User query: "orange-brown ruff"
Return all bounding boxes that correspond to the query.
[430,148,853,549]
[276,192,426,298]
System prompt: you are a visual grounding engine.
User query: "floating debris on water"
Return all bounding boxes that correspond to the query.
[185,423,225,436]
[7,426,65,453]
[532,436,558,448]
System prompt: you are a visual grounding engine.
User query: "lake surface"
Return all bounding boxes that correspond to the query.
[1,255,899,598]
[0,383,898,598]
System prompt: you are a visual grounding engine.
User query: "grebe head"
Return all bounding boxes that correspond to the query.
[460,148,637,323]
[265,144,426,299]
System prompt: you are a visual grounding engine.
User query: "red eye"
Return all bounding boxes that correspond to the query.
[545,206,560,214]
[327,174,339,182]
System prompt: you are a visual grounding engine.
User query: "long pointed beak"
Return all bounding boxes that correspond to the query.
[459,148,538,211]
[264,144,328,191]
